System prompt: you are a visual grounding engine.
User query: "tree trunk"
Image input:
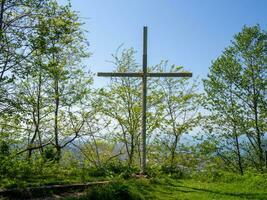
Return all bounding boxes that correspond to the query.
[0,0,5,32]
[234,131,243,175]
[0,0,6,81]
[28,72,43,158]
[251,65,264,171]
[28,111,38,158]
[128,134,135,168]
[170,134,179,170]
[54,78,60,160]
[37,72,43,154]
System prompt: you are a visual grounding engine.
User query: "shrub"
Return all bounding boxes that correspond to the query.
[161,164,189,179]
[0,141,10,156]
[243,172,267,189]
[84,181,144,200]
[42,146,58,162]
[87,167,107,177]
[105,162,126,174]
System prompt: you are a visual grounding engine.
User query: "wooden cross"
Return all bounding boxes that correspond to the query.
[97,26,192,174]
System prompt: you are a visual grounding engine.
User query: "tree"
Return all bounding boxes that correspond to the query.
[203,51,246,174]
[97,48,163,168]
[0,0,47,114]
[203,25,267,173]
[14,63,52,158]
[29,1,92,159]
[1,1,93,160]
[157,64,202,170]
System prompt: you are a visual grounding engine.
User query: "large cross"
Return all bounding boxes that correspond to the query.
[97,26,192,174]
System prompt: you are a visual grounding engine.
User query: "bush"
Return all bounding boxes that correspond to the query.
[145,165,161,178]
[87,167,107,177]
[0,141,10,156]
[105,162,127,174]
[161,164,189,179]
[243,172,267,189]
[84,181,144,200]
[42,146,58,162]
[119,167,139,179]
[191,168,267,187]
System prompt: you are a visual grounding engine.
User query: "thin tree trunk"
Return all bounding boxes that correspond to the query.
[28,72,43,158]
[138,140,142,169]
[234,129,243,175]
[0,0,5,32]
[251,64,264,171]
[54,78,60,160]
[37,72,43,154]
[28,111,38,158]
[128,134,134,167]
[167,92,179,170]
[229,85,244,175]
[92,134,101,167]
[170,134,179,170]
[0,0,6,82]
[254,101,264,171]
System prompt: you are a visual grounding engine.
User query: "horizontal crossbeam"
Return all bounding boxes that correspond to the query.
[97,72,142,77]
[147,72,192,77]
[97,72,192,78]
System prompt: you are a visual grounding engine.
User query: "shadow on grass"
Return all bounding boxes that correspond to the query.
[175,184,267,199]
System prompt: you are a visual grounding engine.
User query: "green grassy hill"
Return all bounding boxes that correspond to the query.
[66,176,267,200]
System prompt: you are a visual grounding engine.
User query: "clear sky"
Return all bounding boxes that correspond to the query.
[59,0,267,87]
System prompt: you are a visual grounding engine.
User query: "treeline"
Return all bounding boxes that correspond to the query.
[0,0,266,181]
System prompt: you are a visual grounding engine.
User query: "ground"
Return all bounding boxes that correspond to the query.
[1,175,267,199]
[64,177,267,200]
[134,179,267,200]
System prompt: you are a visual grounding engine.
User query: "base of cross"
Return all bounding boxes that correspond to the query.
[132,173,148,178]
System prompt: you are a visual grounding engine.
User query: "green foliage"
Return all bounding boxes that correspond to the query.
[83,181,144,200]
[118,167,139,179]
[203,25,267,173]
[87,167,108,178]
[244,172,267,190]
[0,140,10,156]
[42,146,58,161]
[95,48,167,167]
[85,162,140,179]
[160,164,187,179]
[105,162,128,174]
[0,0,46,114]
[0,155,96,189]
[1,0,93,163]
[1,2,267,198]
[192,168,267,189]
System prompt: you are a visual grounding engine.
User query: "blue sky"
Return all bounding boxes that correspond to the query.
[59,0,267,87]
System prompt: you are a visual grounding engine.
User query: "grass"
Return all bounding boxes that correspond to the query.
[1,174,267,199]
[1,159,267,200]
[0,167,107,189]
[142,178,267,200]
[68,177,267,200]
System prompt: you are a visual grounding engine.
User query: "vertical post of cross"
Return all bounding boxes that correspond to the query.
[141,26,147,174]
